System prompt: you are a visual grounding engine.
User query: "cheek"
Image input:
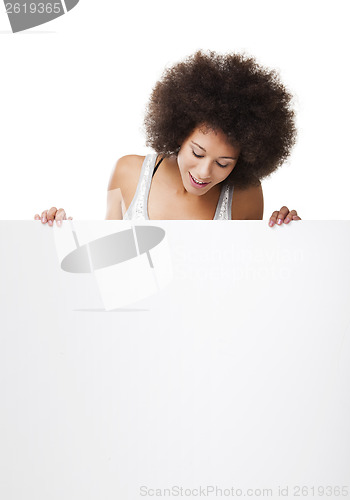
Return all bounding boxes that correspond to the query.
[178,152,195,173]
[215,167,233,183]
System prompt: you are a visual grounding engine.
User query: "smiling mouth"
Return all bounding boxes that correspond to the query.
[189,172,210,186]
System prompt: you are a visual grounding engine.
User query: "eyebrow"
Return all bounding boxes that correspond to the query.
[191,141,238,160]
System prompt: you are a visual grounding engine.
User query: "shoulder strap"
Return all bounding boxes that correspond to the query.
[213,182,234,220]
[152,156,164,178]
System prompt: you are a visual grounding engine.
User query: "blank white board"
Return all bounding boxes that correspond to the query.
[1,221,349,499]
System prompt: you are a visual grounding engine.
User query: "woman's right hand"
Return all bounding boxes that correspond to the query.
[34,207,73,226]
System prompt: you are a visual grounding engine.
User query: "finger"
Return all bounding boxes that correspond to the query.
[275,206,289,225]
[47,207,58,226]
[41,210,48,224]
[284,210,298,224]
[292,215,301,221]
[269,211,279,227]
[55,208,66,226]
[68,217,73,220]
[34,214,40,220]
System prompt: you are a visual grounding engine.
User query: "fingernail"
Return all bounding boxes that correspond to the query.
[269,220,274,227]
[48,220,53,226]
[56,220,61,227]
[277,219,283,225]
[42,218,46,223]
[284,217,290,224]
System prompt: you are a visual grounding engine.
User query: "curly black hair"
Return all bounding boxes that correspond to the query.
[144,50,296,188]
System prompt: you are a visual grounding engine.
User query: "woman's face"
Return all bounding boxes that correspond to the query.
[177,125,240,196]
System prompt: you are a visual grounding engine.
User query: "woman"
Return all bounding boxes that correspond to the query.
[35,51,301,225]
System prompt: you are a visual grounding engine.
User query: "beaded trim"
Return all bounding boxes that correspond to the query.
[130,155,154,220]
[217,185,231,220]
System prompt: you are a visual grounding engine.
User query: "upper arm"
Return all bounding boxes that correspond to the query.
[106,155,143,220]
[232,182,264,220]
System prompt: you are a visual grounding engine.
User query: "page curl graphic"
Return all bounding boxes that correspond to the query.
[4,0,80,33]
[53,221,173,310]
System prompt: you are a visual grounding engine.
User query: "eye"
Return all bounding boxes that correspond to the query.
[192,150,203,159]
[216,161,229,168]
[192,149,229,168]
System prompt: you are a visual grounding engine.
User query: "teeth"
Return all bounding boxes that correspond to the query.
[191,173,207,184]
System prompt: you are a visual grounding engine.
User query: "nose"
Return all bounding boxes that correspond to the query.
[196,159,212,180]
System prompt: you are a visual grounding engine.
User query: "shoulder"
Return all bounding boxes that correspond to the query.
[107,155,146,191]
[232,181,264,220]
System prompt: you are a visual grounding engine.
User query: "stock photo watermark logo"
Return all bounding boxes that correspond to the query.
[53,222,173,310]
[4,0,79,33]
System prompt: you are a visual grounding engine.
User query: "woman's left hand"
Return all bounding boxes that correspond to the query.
[269,206,301,227]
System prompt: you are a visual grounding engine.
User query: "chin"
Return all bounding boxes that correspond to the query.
[188,184,211,196]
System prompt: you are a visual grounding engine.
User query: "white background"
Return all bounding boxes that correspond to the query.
[0,0,349,220]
